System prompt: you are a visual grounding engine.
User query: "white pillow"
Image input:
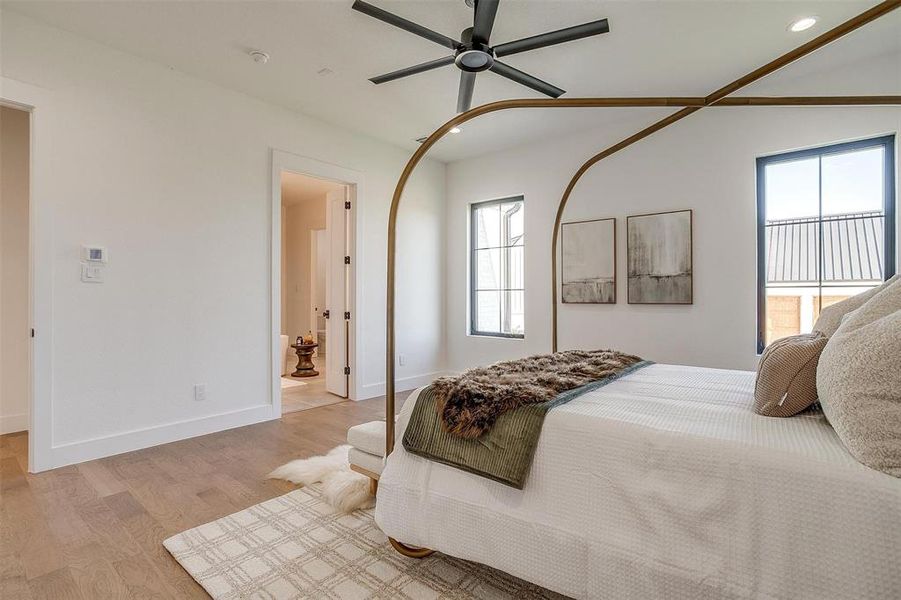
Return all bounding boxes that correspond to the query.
[817,277,901,476]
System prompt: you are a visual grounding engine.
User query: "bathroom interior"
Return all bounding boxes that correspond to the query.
[280,171,347,414]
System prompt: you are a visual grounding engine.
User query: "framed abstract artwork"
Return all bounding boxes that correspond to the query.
[561,218,616,304]
[627,209,693,304]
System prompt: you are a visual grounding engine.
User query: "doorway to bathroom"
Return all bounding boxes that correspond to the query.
[278,169,353,414]
[1,105,31,437]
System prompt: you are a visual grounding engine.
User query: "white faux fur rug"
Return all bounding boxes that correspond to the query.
[163,485,567,600]
[281,377,308,389]
[268,445,372,513]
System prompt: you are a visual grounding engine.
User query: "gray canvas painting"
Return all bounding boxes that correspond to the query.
[627,210,692,304]
[562,218,616,303]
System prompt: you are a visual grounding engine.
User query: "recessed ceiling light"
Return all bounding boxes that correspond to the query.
[789,17,817,32]
[449,127,462,134]
[249,50,270,64]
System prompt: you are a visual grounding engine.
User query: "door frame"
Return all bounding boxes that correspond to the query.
[270,150,362,414]
[2,77,53,472]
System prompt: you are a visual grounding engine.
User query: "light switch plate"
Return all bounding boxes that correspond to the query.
[80,262,104,283]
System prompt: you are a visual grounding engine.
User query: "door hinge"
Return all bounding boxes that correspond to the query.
[323,310,330,319]
[344,311,351,320]
[344,200,351,210]
[31,328,35,338]
[344,255,351,265]
[343,366,351,376]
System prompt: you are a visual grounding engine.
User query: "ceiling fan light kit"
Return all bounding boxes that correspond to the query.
[352,0,610,112]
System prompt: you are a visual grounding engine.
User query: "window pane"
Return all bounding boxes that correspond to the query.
[502,200,524,246]
[817,285,877,311]
[506,246,524,289]
[474,203,500,249]
[821,212,885,283]
[764,294,802,345]
[763,284,882,345]
[474,291,500,333]
[765,157,819,220]
[504,290,525,335]
[474,249,501,289]
[474,247,523,290]
[765,219,820,284]
[822,147,884,217]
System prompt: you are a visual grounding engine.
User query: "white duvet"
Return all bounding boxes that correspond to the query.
[375,364,901,600]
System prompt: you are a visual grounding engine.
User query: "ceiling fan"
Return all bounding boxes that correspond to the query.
[351,0,610,113]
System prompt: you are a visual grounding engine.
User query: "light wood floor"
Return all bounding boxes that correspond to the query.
[281,356,346,414]
[0,392,410,599]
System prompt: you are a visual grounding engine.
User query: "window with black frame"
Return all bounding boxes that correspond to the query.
[756,135,896,353]
[470,197,524,338]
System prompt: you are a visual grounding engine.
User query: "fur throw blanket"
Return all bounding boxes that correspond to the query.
[433,349,642,438]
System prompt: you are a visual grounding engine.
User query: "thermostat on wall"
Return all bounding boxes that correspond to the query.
[82,246,108,263]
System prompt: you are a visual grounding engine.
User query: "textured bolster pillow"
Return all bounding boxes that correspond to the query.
[813,274,898,336]
[754,332,827,417]
[817,278,901,477]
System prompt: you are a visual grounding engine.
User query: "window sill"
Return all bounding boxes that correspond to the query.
[468,332,524,340]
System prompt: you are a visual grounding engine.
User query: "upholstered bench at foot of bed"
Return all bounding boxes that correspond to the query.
[347,420,387,492]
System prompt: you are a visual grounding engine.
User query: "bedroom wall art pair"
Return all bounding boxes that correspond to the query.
[561,209,693,305]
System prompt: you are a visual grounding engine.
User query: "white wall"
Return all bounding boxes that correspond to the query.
[283,195,327,341]
[446,72,900,374]
[0,105,30,434]
[0,11,445,469]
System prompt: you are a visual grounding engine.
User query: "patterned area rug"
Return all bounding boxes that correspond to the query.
[164,487,567,599]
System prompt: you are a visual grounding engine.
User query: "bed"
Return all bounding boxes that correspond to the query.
[375,363,901,600]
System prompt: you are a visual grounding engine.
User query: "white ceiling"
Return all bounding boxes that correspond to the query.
[5,1,899,162]
[281,171,344,207]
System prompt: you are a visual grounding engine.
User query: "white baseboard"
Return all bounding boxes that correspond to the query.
[0,412,28,435]
[38,404,277,472]
[357,371,447,400]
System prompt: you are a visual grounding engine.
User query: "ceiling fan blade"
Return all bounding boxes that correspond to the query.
[489,61,564,98]
[472,0,500,44]
[493,18,609,57]
[352,0,460,50]
[457,71,476,113]
[370,56,455,84]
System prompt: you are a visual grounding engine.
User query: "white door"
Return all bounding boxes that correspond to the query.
[310,229,327,355]
[325,187,349,397]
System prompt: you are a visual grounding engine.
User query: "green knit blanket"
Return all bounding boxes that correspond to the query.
[402,360,652,489]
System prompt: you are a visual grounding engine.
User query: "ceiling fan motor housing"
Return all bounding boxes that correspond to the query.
[455,45,495,72]
[455,26,495,72]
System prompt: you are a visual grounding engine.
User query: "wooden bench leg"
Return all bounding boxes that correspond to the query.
[349,464,380,497]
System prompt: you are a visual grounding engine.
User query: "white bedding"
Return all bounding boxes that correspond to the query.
[375,364,901,600]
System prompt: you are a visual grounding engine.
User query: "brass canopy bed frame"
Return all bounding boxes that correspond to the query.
[380,0,901,558]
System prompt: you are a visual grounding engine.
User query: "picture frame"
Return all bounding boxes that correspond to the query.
[626,209,693,304]
[561,218,616,304]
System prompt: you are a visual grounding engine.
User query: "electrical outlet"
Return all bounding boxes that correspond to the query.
[398,354,406,366]
[194,384,206,401]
